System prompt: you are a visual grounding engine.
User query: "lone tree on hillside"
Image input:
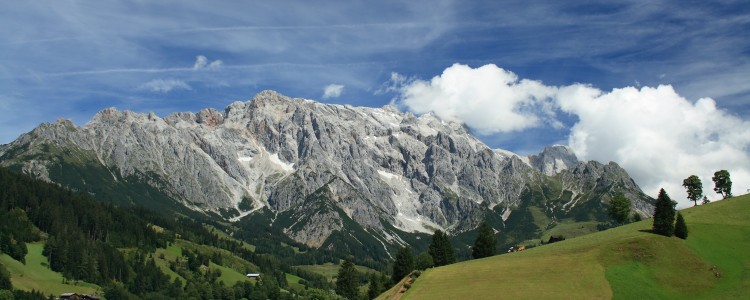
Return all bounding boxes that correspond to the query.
[682,175,703,206]
[335,259,360,300]
[712,170,733,199]
[391,247,414,284]
[608,194,632,225]
[652,188,676,236]
[472,222,497,259]
[674,212,688,239]
[428,230,455,267]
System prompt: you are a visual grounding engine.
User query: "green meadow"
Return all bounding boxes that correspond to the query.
[393,194,750,299]
[0,243,100,296]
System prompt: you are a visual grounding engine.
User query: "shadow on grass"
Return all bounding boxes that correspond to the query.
[639,229,673,238]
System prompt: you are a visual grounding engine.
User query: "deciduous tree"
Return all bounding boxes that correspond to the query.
[683,175,703,206]
[415,252,434,270]
[712,170,733,199]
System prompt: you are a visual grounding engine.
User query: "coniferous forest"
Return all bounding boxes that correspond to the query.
[0,167,370,299]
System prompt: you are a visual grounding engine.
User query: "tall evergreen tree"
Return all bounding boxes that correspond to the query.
[391,247,414,284]
[366,273,384,300]
[335,260,359,300]
[652,189,676,236]
[712,170,733,199]
[682,175,703,206]
[472,222,497,259]
[428,230,455,267]
[608,194,632,224]
[0,263,11,290]
[674,212,688,239]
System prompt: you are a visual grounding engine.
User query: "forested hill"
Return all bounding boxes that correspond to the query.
[0,167,352,299]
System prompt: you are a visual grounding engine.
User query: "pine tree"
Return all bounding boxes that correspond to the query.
[391,247,414,284]
[472,222,497,259]
[608,194,632,224]
[366,273,383,300]
[428,230,455,267]
[0,263,11,290]
[652,189,676,236]
[674,212,688,239]
[335,260,359,300]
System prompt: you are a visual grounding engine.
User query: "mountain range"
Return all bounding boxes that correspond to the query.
[0,90,653,255]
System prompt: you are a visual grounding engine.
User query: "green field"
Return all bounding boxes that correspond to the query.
[394,194,750,299]
[151,239,259,287]
[286,273,305,291]
[0,243,101,297]
[295,262,380,282]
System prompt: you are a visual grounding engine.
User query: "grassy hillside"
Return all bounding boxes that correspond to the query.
[394,194,750,300]
[295,262,381,282]
[0,243,101,296]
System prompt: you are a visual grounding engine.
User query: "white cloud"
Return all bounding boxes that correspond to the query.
[138,78,191,93]
[397,64,750,206]
[323,84,345,99]
[558,84,750,206]
[193,55,222,70]
[396,63,558,134]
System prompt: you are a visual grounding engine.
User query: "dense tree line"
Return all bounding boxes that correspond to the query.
[0,167,171,285]
[0,168,368,299]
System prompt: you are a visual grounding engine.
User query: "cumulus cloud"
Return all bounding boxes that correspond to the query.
[396,64,559,134]
[193,55,222,70]
[396,64,750,206]
[138,78,192,93]
[323,84,345,99]
[558,84,750,206]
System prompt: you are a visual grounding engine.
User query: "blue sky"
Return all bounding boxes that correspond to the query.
[2,0,750,203]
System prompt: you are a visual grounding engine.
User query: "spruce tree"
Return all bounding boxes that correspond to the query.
[674,212,688,239]
[608,194,632,224]
[366,273,383,300]
[335,260,359,300]
[652,188,676,236]
[0,264,11,290]
[428,230,455,267]
[391,247,414,284]
[472,222,497,259]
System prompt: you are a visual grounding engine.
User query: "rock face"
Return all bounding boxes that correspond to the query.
[0,90,653,248]
[529,145,579,176]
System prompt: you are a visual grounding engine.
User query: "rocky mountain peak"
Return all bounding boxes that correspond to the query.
[0,90,653,249]
[529,144,579,176]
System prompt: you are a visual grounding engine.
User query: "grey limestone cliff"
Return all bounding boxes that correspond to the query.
[0,90,653,247]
